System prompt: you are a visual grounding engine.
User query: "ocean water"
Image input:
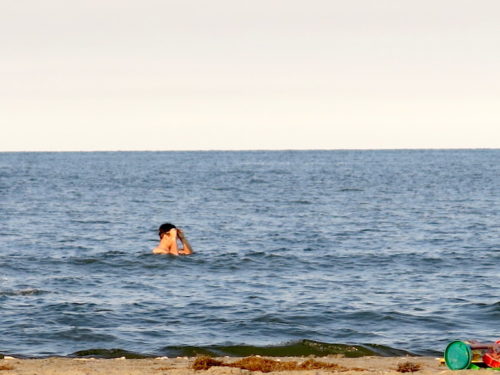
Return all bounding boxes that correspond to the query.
[0,150,498,358]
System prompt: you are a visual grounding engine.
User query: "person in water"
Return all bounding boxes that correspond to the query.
[152,223,193,255]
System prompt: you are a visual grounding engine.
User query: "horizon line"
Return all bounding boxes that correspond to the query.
[1,147,498,153]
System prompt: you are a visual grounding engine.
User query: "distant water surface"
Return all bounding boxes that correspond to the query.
[0,150,498,357]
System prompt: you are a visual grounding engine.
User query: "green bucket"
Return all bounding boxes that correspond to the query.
[445,341,474,370]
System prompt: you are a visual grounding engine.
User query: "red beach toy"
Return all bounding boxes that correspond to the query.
[483,341,500,368]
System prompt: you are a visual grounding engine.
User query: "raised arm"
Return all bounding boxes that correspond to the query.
[176,229,193,255]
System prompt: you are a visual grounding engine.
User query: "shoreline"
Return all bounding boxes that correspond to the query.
[0,355,466,375]
[0,339,434,359]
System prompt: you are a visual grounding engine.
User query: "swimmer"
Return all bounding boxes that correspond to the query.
[152,223,193,255]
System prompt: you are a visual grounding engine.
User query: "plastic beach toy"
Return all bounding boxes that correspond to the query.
[445,341,473,370]
[483,341,500,369]
[484,353,500,368]
[445,341,494,370]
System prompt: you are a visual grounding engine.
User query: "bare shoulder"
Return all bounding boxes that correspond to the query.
[152,247,168,254]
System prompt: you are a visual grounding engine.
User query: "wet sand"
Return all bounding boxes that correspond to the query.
[0,355,471,375]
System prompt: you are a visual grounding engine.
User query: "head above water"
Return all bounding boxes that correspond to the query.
[158,223,176,238]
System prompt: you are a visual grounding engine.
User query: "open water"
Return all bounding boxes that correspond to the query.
[0,150,498,358]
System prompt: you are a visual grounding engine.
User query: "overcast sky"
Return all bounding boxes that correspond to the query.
[1,0,499,151]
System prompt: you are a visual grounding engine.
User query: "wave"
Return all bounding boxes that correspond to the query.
[70,339,416,359]
[0,288,48,297]
[474,301,500,318]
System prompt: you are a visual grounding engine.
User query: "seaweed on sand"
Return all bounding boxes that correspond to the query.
[192,356,225,370]
[192,356,359,372]
[396,361,421,373]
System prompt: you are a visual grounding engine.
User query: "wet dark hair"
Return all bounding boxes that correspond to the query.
[159,223,176,237]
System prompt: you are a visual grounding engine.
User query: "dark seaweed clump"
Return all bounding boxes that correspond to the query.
[192,356,363,372]
[397,361,422,373]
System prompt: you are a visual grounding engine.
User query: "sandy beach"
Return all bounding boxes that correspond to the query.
[0,355,472,375]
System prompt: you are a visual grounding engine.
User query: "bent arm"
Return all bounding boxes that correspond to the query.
[169,230,180,256]
[177,229,193,255]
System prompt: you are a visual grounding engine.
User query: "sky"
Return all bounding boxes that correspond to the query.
[1,0,499,151]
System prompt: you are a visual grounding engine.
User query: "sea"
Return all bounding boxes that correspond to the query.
[0,150,498,358]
